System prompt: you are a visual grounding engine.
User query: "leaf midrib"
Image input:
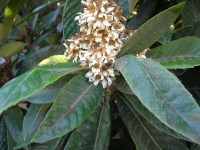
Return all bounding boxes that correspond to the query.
[138,59,199,138]
[154,55,200,61]
[69,84,93,109]
[34,82,94,141]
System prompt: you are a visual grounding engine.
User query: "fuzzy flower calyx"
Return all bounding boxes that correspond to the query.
[64,0,147,88]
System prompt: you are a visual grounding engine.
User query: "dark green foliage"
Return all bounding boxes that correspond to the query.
[0,0,200,149]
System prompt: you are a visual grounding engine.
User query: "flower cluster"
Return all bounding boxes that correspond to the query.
[64,0,146,88]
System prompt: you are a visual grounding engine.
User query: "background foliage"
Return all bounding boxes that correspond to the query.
[0,0,200,150]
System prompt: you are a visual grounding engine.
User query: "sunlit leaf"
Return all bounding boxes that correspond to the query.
[0,42,24,57]
[2,0,23,43]
[0,56,83,114]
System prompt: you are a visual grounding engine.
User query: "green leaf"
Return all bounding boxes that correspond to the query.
[16,15,28,37]
[158,30,173,45]
[182,0,200,26]
[31,138,62,150]
[115,76,133,95]
[15,105,50,149]
[0,42,24,57]
[0,55,83,114]
[0,0,8,18]
[42,8,60,30]
[146,37,200,69]
[3,106,24,144]
[27,75,74,104]
[0,24,6,43]
[63,0,82,40]
[16,45,65,75]
[102,130,111,150]
[128,0,139,13]
[32,73,104,143]
[54,134,70,150]
[15,0,61,27]
[117,2,185,57]
[117,97,188,150]
[0,118,8,150]
[117,93,186,139]
[2,0,23,43]
[7,129,16,150]
[64,101,110,150]
[115,55,200,144]
[23,104,44,140]
[172,21,200,40]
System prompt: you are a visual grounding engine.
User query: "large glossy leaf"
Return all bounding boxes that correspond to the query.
[27,75,74,104]
[117,2,185,57]
[117,98,188,150]
[182,0,200,26]
[127,0,158,30]
[117,93,186,139]
[64,101,110,150]
[3,106,24,144]
[115,55,200,144]
[0,118,7,150]
[172,21,200,40]
[2,0,23,43]
[0,55,82,114]
[0,42,24,57]
[32,73,104,143]
[63,0,82,40]
[146,37,200,69]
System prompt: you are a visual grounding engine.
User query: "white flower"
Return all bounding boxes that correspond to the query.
[102,79,108,89]
[92,67,100,73]
[85,71,93,78]
[64,0,142,89]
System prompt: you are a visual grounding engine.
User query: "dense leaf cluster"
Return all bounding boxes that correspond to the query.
[0,0,200,150]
